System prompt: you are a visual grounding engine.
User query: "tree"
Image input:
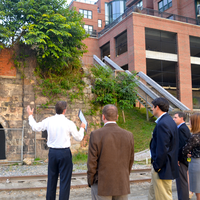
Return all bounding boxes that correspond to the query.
[0,0,88,74]
[91,65,138,121]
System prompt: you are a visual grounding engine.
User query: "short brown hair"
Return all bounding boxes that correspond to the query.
[102,104,118,121]
[175,112,186,121]
[190,113,200,134]
[55,101,67,114]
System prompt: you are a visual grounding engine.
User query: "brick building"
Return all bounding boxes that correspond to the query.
[69,0,200,110]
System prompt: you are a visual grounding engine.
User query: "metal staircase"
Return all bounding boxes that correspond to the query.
[93,55,190,120]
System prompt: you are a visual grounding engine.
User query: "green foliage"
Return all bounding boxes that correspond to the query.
[193,97,198,105]
[117,107,155,152]
[91,65,138,110]
[0,0,88,74]
[34,66,85,106]
[72,151,88,164]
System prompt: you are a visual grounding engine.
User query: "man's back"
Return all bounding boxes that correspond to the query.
[87,123,134,196]
[178,123,191,166]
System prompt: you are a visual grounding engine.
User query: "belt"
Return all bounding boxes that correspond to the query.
[50,147,69,150]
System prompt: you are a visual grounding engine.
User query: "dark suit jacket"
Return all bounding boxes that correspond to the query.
[150,113,179,179]
[178,123,191,167]
[87,123,134,196]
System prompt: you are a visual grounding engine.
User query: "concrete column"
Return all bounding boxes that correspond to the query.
[177,33,193,110]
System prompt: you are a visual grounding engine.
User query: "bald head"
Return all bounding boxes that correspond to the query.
[102,104,118,121]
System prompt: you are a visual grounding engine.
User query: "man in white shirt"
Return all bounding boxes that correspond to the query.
[27,101,85,200]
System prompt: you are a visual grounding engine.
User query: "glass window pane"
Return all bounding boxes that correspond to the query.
[168,0,172,2]
[158,1,163,9]
[84,10,87,18]
[88,11,92,19]
[79,9,83,14]
[163,0,167,6]
[84,25,88,31]
[98,19,102,27]
[89,26,93,31]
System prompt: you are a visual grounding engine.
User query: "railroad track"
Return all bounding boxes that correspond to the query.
[0,168,151,191]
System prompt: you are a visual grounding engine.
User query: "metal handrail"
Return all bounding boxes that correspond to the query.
[137,71,190,111]
[102,56,174,111]
[93,55,107,68]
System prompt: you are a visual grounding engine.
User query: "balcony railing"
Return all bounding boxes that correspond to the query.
[98,5,199,38]
[86,30,97,37]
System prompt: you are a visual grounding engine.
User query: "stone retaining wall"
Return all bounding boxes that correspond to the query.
[0,46,101,162]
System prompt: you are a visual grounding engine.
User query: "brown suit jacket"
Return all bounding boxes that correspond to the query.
[87,123,134,196]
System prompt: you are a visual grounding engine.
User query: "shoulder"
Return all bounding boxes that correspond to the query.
[159,113,175,125]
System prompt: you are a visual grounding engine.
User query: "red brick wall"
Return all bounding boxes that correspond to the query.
[0,49,16,77]
[177,33,193,110]
[82,37,101,66]
[143,0,153,9]
[153,0,195,19]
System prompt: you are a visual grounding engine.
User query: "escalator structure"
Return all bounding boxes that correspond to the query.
[93,55,190,119]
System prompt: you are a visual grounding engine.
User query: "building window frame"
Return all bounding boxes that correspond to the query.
[79,9,92,19]
[158,0,172,12]
[98,19,102,27]
[136,0,143,8]
[84,24,93,34]
[115,30,128,57]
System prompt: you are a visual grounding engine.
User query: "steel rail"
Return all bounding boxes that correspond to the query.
[0,168,151,182]
[0,168,151,191]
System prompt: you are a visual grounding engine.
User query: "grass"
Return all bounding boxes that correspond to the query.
[117,107,156,153]
[72,107,156,163]
[72,151,88,164]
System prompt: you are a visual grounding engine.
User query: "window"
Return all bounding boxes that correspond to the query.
[145,28,177,54]
[136,0,143,8]
[100,42,110,59]
[158,0,172,12]
[84,25,93,34]
[115,31,127,56]
[147,59,177,87]
[98,20,102,27]
[79,9,92,19]
[197,1,200,15]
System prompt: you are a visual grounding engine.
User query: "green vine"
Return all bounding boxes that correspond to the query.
[34,66,86,106]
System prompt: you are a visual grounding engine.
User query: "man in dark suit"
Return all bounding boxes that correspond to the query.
[173,112,191,200]
[148,97,179,200]
[87,104,134,200]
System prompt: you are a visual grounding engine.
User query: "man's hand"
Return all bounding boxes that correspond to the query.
[27,105,34,116]
[187,153,191,158]
[178,161,180,167]
[81,122,86,129]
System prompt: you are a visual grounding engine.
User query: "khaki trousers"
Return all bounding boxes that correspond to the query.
[148,166,173,200]
[91,183,128,200]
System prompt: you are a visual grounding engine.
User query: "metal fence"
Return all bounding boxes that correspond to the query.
[0,127,24,163]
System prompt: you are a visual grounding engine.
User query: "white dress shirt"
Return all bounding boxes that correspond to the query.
[28,114,84,148]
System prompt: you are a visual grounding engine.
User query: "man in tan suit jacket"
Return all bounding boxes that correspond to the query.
[87,104,134,200]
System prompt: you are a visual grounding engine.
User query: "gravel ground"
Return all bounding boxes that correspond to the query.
[0,163,151,177]
[0,163,196,200]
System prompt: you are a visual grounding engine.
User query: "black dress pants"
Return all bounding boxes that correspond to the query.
[176,162,189,200]
[46,148,73,200]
